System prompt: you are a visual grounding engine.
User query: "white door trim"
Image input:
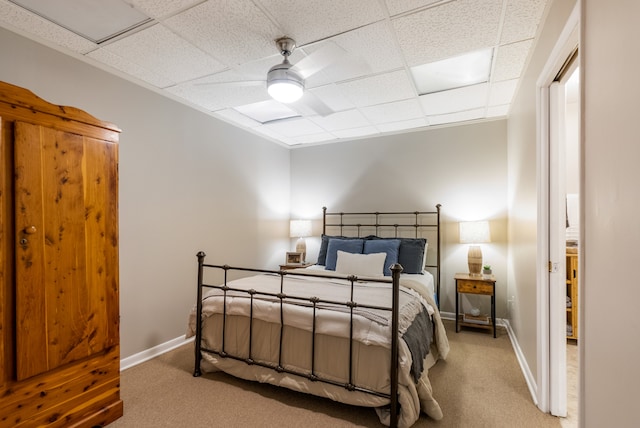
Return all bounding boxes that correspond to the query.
[536,2,579,415]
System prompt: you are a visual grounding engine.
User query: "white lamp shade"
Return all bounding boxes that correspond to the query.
[459,221,491,244]
[268,81,303,103]
[290,220,312,238]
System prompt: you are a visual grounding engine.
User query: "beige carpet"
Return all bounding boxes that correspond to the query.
[110,320,561,427]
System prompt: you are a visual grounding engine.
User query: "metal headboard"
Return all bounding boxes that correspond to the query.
[322,205,442,307]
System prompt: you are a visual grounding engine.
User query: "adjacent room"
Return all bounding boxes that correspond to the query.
[1,1,639,427]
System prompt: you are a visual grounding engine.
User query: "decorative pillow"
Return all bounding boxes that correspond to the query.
[325,238,365,271]
[317,234,348,266]
[363,239,401,276]
[335,250,385,277]
[398,238,428,274]
[364,236,427,274]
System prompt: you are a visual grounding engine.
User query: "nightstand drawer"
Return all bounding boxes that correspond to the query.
[457,280,494,294]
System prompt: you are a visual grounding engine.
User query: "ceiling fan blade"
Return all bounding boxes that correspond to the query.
[293,42,349,79]
[291,91,335,117]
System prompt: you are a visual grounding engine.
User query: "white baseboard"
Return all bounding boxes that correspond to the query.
[120,335,194,371]
[502,319,538,405]
[440,312,538,405]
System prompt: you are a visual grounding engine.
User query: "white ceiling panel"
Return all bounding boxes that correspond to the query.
[493,39,534,82]
[308,109,371,132]
[489,79,518,106]
[258,0,386,47]
[377,117,428,133]
[428,108,485,126]
[0,1,96,53]
[392,0,503,66]
[361,99,424,124]
[131,0,202,20]
[339,69,416,107]
[384,0,441,17]
[88,48,174,87]
[163,0,280,66]
[0,0,551,147]
[500,0,548,44]
[419,83,489,116]
[101,24,226,84]
[332,126,380,140]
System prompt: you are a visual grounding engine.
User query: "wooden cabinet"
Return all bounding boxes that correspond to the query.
[0,81,122,426]
[566,251,578,340]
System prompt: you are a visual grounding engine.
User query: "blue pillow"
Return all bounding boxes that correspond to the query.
[317,234,348,266]
[325,239,364,271]
[364,236,427,274]
[364,239,401,276]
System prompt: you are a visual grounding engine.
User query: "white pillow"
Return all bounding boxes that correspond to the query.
[335,250,385,277]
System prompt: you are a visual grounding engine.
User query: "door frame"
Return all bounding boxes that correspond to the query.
[535,2,579,416]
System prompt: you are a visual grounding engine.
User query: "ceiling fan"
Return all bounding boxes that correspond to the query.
[197,36,368,117]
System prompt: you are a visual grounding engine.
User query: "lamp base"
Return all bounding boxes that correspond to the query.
[468,245,483,276]
[295,238,307,263]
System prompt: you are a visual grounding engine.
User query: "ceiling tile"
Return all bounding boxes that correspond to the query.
[492,39,533,82]
[377,117,428,133]
[0,1,96,53]
[428,108,485,126]
[163,0,281,66]
[101,24,226,83]
[487,104,509,118]
[165,70,270,110]
[489,79,518,106]
[303,21,405,88]
[263,117,325,138]
[384,0,441,17]
[419,83,489,116]
[214,108,262,128]
[131,0,202,20]
[258,0,386,46]
[87,48,174,87]
[392,0,503,66]
[338,69,416,107]
[361,99,424,124]
[500,0,548,44]
[332,126,380,139]
[308,109,371,132]
[305,85,355,113]
[290,132,337,146]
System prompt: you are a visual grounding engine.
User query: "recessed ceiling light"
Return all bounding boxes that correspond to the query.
[410,48,493,95]
[9,0,152,44]
[234,100,301,124]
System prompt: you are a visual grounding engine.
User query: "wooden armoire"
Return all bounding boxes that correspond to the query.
[0,81,122,426]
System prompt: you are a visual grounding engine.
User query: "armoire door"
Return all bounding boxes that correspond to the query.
[13,120,118,381]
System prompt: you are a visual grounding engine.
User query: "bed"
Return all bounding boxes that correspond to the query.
[186,206,449,427]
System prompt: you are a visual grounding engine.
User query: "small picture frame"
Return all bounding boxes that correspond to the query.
[286,252,302,264]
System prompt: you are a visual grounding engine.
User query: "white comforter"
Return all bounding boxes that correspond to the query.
[187,269,449,427]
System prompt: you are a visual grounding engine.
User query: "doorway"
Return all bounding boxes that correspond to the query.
[535,2,579,422]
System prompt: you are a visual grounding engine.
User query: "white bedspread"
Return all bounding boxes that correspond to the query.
[186,269,449,427]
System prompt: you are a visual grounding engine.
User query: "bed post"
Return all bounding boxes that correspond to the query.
[436,204,441,309]
[390,263,403,428]
[322,206,327,235]
[194,251,206,377]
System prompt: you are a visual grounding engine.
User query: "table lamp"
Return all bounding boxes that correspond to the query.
[289,219,312,262]
[459,220,491,276]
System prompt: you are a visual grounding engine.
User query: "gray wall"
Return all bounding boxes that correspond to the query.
[582,1,640,425]
[506,0,576,386]
[290,121,509,317]
[0,28,291,358]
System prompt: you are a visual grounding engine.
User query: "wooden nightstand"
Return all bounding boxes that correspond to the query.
[455,273,496,338]
[279,262,314,271]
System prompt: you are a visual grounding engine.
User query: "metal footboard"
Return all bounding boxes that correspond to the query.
[193,251,403,427]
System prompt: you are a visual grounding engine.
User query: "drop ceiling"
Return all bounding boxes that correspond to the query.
[0,0,549,147]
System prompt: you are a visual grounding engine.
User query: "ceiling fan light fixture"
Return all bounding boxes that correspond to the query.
[267,57,304,103]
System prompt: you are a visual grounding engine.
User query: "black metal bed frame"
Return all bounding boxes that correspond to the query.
[193,206,441,428]
[322,205,441,307]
